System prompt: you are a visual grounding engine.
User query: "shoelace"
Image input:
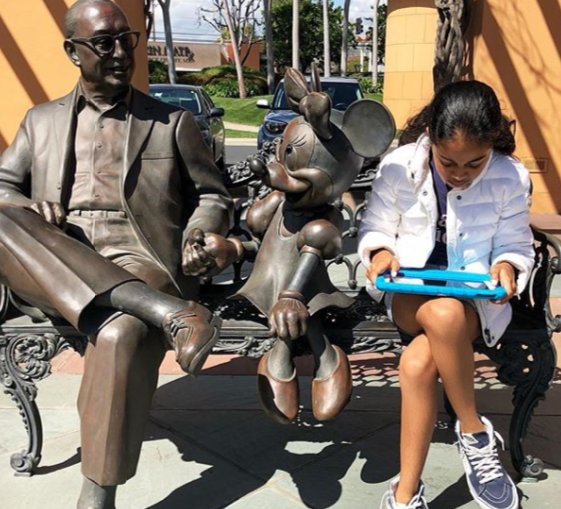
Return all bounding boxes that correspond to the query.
[460,431,506,484]
[379,488,427,509]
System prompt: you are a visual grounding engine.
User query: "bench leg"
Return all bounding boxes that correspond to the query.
[485,334,556,481]
[0,332,85,476]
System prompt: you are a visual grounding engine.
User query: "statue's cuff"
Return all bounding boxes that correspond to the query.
[229,238,245,260]
[278,290,305,302]
[300,245,323,258]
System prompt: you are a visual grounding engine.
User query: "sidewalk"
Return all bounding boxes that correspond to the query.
[224,121,259,133]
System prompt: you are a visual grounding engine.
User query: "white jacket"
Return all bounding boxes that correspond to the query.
[358,134,535,346]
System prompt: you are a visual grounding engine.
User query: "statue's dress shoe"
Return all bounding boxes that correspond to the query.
[257,353,299,424]
[311,345,352,421]
[162,303,221,376]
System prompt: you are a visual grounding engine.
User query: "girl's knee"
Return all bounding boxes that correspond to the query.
[417,299,467,333]
[399,349,437,384]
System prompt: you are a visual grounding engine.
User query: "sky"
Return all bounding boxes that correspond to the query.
[151,0,384,42]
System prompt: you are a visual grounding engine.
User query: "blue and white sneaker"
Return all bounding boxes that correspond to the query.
[380,475,429,509]
[455,416,519,509]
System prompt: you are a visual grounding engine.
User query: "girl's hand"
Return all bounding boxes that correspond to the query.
[490,262,517,305]
[366,249,400,286]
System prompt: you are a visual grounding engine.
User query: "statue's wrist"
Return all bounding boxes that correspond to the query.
[278,290,305,302]
[228,238,245,260]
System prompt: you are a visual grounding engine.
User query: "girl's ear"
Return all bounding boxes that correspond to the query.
[342,100,396,158]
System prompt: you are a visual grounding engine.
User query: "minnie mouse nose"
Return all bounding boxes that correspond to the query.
[248,156,267,177]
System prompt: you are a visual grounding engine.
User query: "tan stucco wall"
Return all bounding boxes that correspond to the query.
[384,0,561,214]
[384,0,437,129]
[0,0,148,151]
[471,0,561,213]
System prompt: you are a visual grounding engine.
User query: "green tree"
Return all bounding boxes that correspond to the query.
[272,0,354,73]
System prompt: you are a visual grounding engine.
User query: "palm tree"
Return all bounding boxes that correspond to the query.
[341,0,351,76]
[292,0,299,70]
[222,0,247,98]
[157,0,177,84]
[264,0,275,93]
[323,0,330,77]
[372,0,380,85]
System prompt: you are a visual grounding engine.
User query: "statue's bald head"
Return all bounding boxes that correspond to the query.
[64,0,125,39]
[63,0,135,96]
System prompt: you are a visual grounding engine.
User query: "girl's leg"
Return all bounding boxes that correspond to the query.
[415,298,483,433]
[395,333,438,504]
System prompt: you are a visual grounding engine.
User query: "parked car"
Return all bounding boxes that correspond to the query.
[149,84,226,170]
[256,77,364,149]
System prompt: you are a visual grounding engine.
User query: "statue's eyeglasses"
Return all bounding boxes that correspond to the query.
[67,31,140,57]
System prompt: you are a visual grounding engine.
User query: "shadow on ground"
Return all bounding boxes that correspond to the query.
[135,355,560,509]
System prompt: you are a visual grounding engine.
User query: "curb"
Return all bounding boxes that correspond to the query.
[225,139,257,147]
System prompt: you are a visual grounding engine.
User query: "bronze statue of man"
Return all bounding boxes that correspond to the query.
[0,0,234,507]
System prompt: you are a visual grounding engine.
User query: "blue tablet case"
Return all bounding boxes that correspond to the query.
[375,268,507,300]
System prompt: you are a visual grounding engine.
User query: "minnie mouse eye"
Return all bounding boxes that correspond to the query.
[284,143,299,170]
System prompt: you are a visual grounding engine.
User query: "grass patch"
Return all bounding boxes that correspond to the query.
[364,92,384,102]
[226,129,258,139]
[212,95,273,127]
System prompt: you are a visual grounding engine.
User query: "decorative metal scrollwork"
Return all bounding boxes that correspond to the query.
[0,331,87,475]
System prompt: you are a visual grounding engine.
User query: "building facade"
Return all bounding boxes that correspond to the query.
[147,40,262,72]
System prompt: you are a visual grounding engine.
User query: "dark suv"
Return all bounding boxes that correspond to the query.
[256,77,364,149]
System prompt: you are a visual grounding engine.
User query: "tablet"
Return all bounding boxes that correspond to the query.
[375,268,507,300]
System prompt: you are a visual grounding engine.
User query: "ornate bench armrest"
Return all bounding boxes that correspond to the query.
[531,225,561,334]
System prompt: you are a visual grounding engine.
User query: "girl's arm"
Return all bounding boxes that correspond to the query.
[491,168,535,295]
[358,159,403,267]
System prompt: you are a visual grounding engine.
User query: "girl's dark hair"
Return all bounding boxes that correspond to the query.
[399,80,516,155]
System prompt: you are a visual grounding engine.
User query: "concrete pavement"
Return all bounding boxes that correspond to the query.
[1,357,560,508]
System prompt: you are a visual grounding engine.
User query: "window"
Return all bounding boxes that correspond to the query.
[272,82,363,111]
[149,88,202,115]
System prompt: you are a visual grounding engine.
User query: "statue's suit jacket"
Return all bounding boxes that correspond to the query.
[0,85,233,298]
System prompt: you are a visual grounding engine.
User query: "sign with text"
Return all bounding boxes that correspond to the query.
[147,41,221,71]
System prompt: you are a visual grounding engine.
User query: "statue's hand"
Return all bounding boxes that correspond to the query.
[29,201,66,230]
[182,228,242,277]
[269,298,309,340]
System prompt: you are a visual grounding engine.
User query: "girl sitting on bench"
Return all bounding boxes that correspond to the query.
[358,80,534,509]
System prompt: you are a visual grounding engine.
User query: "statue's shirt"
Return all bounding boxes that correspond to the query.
[69,88,130,212]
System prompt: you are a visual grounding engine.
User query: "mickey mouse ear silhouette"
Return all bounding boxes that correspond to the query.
[341,99,396,158]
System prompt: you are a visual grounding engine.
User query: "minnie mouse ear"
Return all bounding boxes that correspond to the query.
[310,63,322,93]
[285,68,311,113]
[341,100,395,158]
